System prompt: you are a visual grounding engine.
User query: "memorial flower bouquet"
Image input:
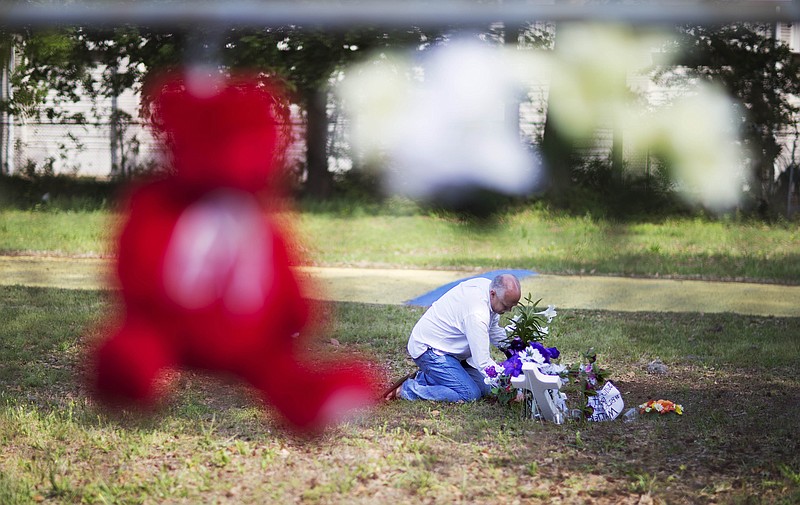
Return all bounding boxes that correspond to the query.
[484,343,567,406]
[564,348,611,419]
[485,296,615,422]
[485,295,566,405]
[639,399,683,415]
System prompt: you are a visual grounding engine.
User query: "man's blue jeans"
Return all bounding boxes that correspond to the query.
[399,348,490,402]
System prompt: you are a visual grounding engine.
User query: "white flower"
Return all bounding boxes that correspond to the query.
[540,363,566,376]
[623,83,747,212]
[535,305,558,323]
[338,39,541,202]
[547,24,670,140]
[523,346,547,364]
[337,53,415,162]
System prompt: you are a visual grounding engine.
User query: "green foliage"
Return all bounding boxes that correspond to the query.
[3,201,800,282]
[501,294,553,347]
[562,158,691,219]
[8,29,96,119]
[488,374,518,405]
[0,174,120,211]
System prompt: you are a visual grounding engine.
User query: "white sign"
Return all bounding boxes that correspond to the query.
[587,381,624,422]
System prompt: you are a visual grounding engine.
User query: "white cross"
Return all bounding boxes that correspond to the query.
[510,362,566,424]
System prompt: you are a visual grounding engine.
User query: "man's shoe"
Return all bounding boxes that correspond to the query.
[380,370,417,401]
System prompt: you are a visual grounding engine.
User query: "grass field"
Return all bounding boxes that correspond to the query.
[2,204,799,283]
[1,285,799,504]
[1,203,800,503]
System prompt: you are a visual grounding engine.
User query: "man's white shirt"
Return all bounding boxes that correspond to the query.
[407,277,507,375]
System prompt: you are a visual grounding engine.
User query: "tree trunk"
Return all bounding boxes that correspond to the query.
[504,23,521,143]
[540,111,574,201]
[611,118,624,183]
[303,88,333,199]
[760,135,783,212]
[539,22,574,204]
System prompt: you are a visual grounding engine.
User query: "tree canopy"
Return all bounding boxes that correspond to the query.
[670,23,800,209]
[2,24,433,195]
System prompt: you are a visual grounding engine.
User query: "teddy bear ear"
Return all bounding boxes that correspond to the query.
[144,70,289,192]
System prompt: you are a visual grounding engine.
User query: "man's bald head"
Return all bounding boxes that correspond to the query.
[489,274,521,314]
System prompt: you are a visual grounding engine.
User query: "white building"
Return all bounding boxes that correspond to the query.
[0,54,160,178]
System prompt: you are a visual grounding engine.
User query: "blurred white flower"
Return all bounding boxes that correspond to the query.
[339,38,541,201]
[540,363,567,379]
[624,83,748,211]
[338,53,414,164]
[339,24,745,213]
[548,24,671,140]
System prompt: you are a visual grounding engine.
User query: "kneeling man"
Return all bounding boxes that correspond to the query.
[392,273,521,402]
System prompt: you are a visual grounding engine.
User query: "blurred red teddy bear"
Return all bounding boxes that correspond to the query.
[92,72,376,432]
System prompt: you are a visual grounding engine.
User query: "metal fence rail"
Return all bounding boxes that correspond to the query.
[0,1,798,29]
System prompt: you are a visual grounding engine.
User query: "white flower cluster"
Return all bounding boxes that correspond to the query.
[516,346,547,365]
[529,359,567,383]
[338,25,747,212]
[483,364,505,389]
[339,38,541,201]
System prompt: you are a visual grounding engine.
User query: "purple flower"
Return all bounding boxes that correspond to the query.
[501,354,523,378]
[485,366,498,378]
[508,337,527,352]
[546,347,560,360]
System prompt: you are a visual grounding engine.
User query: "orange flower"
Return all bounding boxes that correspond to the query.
[639,399,683,415]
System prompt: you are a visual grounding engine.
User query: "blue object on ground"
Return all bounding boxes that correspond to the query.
[405,269,537,307]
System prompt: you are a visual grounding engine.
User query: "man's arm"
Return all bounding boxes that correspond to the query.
[463,312,498,374]
[488,320,508,350]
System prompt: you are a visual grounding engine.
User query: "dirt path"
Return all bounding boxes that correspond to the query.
[1,255,798,317]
